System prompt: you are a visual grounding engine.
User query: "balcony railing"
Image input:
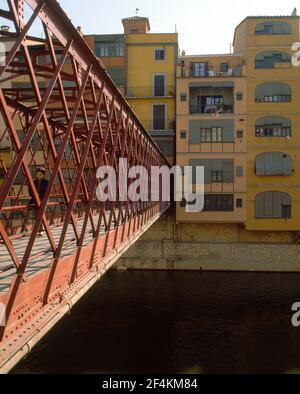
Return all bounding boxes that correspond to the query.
[125,86,175,98]
[178,66,243,78]
[189,104,234,115]
[255,95,291,103]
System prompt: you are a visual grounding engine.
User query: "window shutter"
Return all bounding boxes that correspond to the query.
[222,160,234,183]
[189,121,201,144]
[256,192,292,218]
[256,152,292,176]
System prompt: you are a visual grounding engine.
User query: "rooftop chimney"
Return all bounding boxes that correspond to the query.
[122,16,150,34]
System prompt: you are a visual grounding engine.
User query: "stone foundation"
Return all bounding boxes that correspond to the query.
[115,213,300,272]
[116,240,300,272]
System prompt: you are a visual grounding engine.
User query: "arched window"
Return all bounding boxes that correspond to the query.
[255,51,291,69]
[255,116,291,137]
[256,192,292,219]
[255,152,292,176]
[255,22,291,35]
[255,83,291,103]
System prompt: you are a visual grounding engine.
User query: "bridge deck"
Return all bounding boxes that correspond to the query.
[0,212,110,294]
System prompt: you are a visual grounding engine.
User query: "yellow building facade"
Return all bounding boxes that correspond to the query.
[86,17,178,164]
[233,16,300,232]
[124,18,178,164]
[176,13,300,238]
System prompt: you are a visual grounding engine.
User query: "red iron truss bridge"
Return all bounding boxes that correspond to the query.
[0,0,169,372]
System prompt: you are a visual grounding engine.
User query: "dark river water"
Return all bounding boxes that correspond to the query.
[11,270,300,374]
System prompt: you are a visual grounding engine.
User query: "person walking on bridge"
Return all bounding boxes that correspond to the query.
[28,167,49,237]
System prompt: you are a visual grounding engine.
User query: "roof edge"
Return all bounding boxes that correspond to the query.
[233,15,300,46]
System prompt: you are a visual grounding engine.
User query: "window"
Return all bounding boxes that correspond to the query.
[55,140,72,157]
[255,116,292,138]
[189,159,234,184]
[211,127,223,142]
[200,129,208,143]
[189,120,234,144]
[255,83,291,103]
[282,205,292,219]
[155,139,174,157]
[265,125,282,136]
[203,195,234,212]
[180,131,187,139]
[15,54,25,64]
[255,152,292,176]
[212,171,223,183]
[17,130,41,151]
[255,22,291,35]
[95,42,124,57]
[180,93,187,102]
[236,167,243,177]
[191,62,208,77]
[106,67,126,86]
[37,54,46,65]
[205,96,222,106]
[12,81,45,89]
[256,192,292,219]
[36,54,54,65]
[200,127,223,143]
[261,95,291,102]
[237,130,244,139]
[220,63,229,72]
[155,49,165,61]
[62,80,77,88]
[255,52,291,69]
[152,104,166,130]
[236,92,243,101]
[153,74,166,96]
[236,199,243,208]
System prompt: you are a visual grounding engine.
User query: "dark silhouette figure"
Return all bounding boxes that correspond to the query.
[29,167,49,236]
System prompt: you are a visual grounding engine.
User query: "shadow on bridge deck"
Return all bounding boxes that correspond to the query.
[0,212,107,294]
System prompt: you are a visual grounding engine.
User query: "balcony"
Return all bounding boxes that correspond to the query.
[178,64,244,78]
[190,69,240,78]
[190,104,234,115]
[125,86,175,98]
[189,86,235,115]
